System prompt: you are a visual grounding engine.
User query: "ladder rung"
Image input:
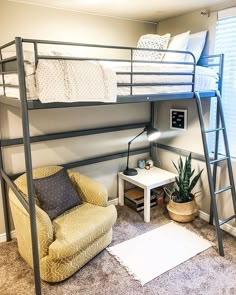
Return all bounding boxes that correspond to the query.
[210,156,229,164]
[219,214,236,226]
[205,128,224,133]
[215,185,232,195]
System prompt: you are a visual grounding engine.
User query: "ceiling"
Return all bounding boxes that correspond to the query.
[9,0,235,23]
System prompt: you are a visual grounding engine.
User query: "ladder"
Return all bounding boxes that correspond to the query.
[195,91,236,256]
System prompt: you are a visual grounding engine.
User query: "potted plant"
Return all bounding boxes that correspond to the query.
[166,153,203,222]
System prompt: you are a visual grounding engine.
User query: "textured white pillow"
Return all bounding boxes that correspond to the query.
[185,31,208,63]
[163,31,190,62]
[134,34,171,61]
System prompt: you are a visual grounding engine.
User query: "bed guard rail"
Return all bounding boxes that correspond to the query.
[0,37,223,100]
[198,54,224,93]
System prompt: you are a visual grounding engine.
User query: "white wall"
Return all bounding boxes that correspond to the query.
[0,0,157,235]
[155,8,236,227]
[0,1,157,45]
[158,10,217,54]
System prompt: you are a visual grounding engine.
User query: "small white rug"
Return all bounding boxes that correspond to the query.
[107,222,212,286]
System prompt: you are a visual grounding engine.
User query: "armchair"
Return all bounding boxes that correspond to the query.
[9,166,117,282]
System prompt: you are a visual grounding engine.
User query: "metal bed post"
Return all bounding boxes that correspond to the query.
[0,49,6,96]
[130,48,133,96]
[151,102,155,127]
[150,102,155,156]
[191,54,196,92]
[15,37,41,295]
[0,49,11,241]
[0,143,11,241]
[218,54,224,94]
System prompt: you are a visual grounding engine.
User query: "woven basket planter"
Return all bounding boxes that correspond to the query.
[167,198,198,223]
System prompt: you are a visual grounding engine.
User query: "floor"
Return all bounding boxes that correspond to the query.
[1,205,236,295]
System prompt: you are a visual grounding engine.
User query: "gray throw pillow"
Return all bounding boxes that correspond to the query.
[33,168,82,220]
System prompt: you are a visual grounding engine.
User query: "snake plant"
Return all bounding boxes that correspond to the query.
[172,153,203,203]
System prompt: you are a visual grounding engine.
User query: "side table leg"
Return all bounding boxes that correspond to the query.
[144,188,150,222]
[118,177,124,206]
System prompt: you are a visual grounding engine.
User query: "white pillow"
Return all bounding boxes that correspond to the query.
[163,31,190,62]
[134,33,171,61]
[185,31,208,63]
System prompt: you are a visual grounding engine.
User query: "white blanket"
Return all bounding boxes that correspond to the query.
[35,60,117,103]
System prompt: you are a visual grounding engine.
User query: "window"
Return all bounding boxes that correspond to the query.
[209,7,236,157]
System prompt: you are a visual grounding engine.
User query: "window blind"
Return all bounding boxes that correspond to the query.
[210,8,236,157]
[218,6,236,20]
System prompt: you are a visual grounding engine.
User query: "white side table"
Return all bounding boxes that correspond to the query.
[118,167,176,223]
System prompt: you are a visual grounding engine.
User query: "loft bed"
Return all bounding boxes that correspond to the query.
[0,37,221,108]
[0,37,225,295]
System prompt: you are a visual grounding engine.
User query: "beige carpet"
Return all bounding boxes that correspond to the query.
[1,205,236,295]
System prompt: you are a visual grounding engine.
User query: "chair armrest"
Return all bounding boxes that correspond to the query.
[68,170,108,207]
[9,189,54,260]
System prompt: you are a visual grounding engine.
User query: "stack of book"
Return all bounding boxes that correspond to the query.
[151,187,165,205]
[124,187,157,212]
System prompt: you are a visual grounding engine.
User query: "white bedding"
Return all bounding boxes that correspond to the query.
[103,62,218,95]
[0,60,218,102]
[36,60,117,103]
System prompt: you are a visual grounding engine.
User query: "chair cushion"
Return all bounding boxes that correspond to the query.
[33,168,82,220]
[49,203,117,259]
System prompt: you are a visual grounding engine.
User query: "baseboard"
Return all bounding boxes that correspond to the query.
[199,210,236,238]
[0,230,16,243]
[108,198,118,206]
[198,210,210,222]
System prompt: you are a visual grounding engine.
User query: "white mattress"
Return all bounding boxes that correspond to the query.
[103,62,218,95]
[0,61,218,101]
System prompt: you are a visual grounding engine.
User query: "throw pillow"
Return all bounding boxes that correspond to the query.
[184,31,208,63]
[34,168,82,220]
[134,33,171,61]
[163,31,190,62]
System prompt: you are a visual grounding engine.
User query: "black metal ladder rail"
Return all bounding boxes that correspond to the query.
[195,90,236,256]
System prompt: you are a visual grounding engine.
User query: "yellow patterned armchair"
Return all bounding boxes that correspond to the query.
[9,166,117,282]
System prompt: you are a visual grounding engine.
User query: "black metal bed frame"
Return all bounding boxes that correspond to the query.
[0,37,223,295]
